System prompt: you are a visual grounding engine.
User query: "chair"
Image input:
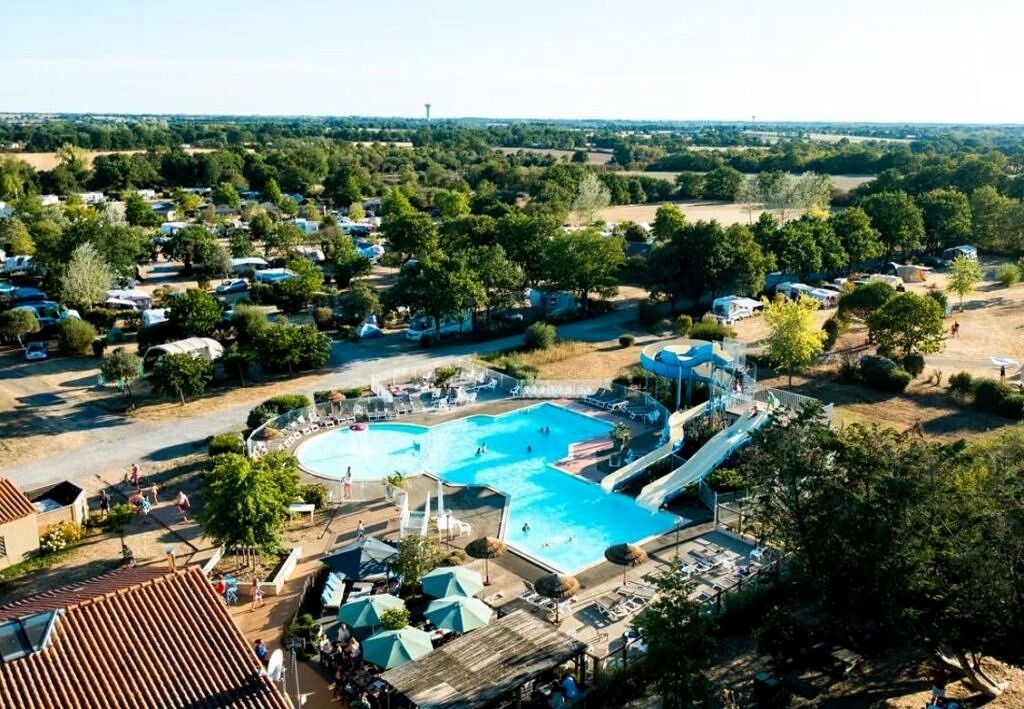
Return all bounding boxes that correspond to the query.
[509,385,520,397]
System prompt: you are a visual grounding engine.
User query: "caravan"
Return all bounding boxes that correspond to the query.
[405,310,473,342]
[711,296,763,325]
[777,282,839,309]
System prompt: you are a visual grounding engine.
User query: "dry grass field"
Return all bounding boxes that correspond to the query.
[496,146,613,164]
[4,147,216,171]
[621,171,873,192]
[597,199,769,226]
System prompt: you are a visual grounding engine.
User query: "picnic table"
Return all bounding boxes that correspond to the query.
[288,503,315,521]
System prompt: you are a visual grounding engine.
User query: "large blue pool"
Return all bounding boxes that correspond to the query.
[295,403,678,573]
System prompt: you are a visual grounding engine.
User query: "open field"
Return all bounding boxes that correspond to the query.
[3,147,217,171]
[496,146,613,164]
[743,130,913,145]
[597,199,771,225]
[621,171,874,192]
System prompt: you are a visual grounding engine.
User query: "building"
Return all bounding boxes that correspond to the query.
[25,480,88,529]
[0,478,39,569]
[0,566,289,708]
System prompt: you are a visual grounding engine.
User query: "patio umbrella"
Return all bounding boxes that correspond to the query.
[465,536,507,586]
[421,565,484,598]
[338,594,405,628]
[362,626,434,670]
[604,543,649,585]
[322,537,397,580]
[425,596,493,634]
[534,573,581,622]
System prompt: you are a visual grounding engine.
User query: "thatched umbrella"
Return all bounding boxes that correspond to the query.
[465,536,507,586]
[604,543,649,585]
[534,573,581,622]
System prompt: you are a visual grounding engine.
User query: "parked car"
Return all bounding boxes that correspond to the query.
[24,341,48,361]
[215,279,248,294]
[11,287,47,303]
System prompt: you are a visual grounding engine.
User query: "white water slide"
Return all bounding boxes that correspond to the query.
[635,410,769,511]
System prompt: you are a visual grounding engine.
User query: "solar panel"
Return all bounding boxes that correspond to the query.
[0,611,59,663]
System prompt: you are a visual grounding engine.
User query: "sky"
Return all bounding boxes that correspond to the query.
[1,0,1021,124]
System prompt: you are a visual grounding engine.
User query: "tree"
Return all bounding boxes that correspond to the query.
[837,281,895,321]
[0,309,39,345]
[947,253,985,310]
[347,201,366,221]
[634,573,717,706]
[702,165,744,201]
[771,218,823,279]
[211,182,241,209]
[166,225,217,275]
[830,206,882,267]
[263,178,283,205]
[861,191,925,255]
[254,321,331,373]
[763,295,827,385]
[674,172,705,199]
[542,229,625,315]
[124,191,162,227]
[249,211,273,242]
[868,291,945,357]
[200,452,300,553]
[469,244,523,321]
[392,534,442,593]
[720,224,773,297]
[221,343,256,384]
[264,222,303,259]
[494,213,554,286]
[917,188,972,253]
[231,303,269,343]
[168,288,222,337]
[60,243,114,310]
[101,347,142,406]
[206,244,234,278]
[647,221,728,309]
[0,217,36,255]
[150,353,214,404]
[433,189,471,220]
[173,189,203,217]
[335,281,380,325]
[651,203,687,241]
[571,173,611,225]
[382,212,440,259]
[229,230,256,258]
[332,236,372,288]
[56,317,96,355]
[389,254,483,339]
[274,258,323,312]
[969,185,1013,252]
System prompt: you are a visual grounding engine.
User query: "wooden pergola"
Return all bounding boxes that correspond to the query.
[381,609,588,708]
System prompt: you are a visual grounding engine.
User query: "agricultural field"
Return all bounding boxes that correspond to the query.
[3,147,217,171]
[621,171,874,192]
[496,146,613,164]
[598,199,766,226]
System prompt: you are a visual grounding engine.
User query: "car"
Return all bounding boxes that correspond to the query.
[215,279,248,294]
[11,287,47,303]
[24,341,48,361]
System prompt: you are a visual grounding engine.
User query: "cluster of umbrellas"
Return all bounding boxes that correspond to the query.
[335,562,493,670]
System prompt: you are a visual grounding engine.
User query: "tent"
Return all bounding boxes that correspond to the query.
[894,264,932,283]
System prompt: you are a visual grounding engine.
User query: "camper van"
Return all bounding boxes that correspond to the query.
[777,283,839,309]
[405,311,473,342]
[3,255,34,274]
[712,296,763,325]
[940,244,978,265]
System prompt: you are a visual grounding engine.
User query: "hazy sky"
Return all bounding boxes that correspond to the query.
[1,0,1021,123]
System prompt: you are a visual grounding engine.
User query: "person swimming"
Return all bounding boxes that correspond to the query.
[527,445,533,453]
[522,522,531,533]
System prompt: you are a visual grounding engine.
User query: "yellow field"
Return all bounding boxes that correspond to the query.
[2,147,217,171]
[496,147,613,165]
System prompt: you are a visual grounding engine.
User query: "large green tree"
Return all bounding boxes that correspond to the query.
[651,203,687,242]
[168,288,223,337]
[166,225,217,275]
[946,253,985,309]
[861,191,925,255]
[101,347,142,406]
[763,295,827,385]
[917,188,972,252]
[0,309,40,345]
[542,229,625,314]
[867,291,945,357]
[830,206,882,267]
[200,452,301,553]
[150,353,214,404]
[702,165,744,201]
[60,242,114,310]
[381,212,440,259]
[388,253,483,339]
[0,217,36,255]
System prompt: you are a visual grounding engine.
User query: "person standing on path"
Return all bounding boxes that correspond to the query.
[343,468,353,499]
[357,519,366,542]
[130,463,141,489]
[149,482,159,505]
[99,489,111,519]
[176,491,191,522]
[250,578,265,611]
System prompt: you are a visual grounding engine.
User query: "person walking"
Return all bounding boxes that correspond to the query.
[356,519,366,542]
[1001,365,1007,380]
[129,463,141,489]
[176,491,191,522]
[99,489,111,520]
[148,482,159,505]
[250,578,265,611]
[254,639,268,665]
[343,468,353,499]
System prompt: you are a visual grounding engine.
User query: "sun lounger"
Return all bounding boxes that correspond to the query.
[518,582,543,604]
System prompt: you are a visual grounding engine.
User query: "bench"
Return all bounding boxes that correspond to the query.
[288,503,315,521]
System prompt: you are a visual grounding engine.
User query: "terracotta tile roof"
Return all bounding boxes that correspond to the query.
[0,478,35,525]
[0,566,288,709]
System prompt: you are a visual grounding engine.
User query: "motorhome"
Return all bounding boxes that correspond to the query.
[143,337,225,370]
[3,255,34,274]
[777,282,839,308]
[405,311,473,342]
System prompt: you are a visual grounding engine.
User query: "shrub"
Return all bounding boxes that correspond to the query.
[637,301,661,328]
[902,352,926,377]
[618,333,635,348]
[246,394,311,429]
[995,263,1022,287]
[313,390,334,403]
[312,307,334,331]
[822,317,841,351]
[837,354,860,383]
[208,432,245,457]
[433,366,458,387]
[341,387,364,399]
[973,378,1024,418]
[150,353,214,403]
[58,317,98,355]
[689,321,735,342]
[524,322,557,350]
[379,606,411,631]
[925,288,949,314]
[705,467,747,492]
[105,503,133,534]
[859,355,912,392]
[674,314,693,336]
[39,522,86,554]
[248,282,274,305]
[948,371,973,395]
[505,357,539,381]
[83,307,120,331]
[301,483,329,508]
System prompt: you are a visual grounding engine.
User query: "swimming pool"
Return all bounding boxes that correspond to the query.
[295,403,678,573]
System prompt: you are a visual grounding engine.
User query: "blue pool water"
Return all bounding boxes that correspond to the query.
[295,403,678,573]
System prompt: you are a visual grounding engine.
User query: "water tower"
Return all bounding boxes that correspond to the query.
[424,103,432,125]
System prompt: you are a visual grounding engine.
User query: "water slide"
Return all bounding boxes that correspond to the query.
[600,402,708,492]
[634,410,769,511]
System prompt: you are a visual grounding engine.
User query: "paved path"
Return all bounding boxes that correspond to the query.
[3,305,641,490]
